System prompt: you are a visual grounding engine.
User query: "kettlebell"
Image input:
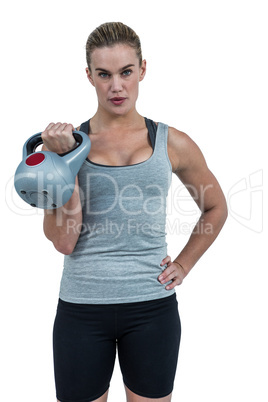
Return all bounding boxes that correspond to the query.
[14,130,91,209]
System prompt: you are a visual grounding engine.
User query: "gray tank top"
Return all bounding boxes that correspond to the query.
[59,118,175,304]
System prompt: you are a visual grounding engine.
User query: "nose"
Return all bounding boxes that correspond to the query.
[110,74,123,93]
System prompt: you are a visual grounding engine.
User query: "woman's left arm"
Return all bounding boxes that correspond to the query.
[158,127,228,290]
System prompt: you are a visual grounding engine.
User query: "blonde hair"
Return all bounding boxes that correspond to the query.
[86,22,142,71]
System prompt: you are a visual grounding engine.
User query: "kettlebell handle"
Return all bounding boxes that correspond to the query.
[24,131,86,158]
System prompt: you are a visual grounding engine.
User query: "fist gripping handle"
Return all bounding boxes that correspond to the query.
[14,130,91,209]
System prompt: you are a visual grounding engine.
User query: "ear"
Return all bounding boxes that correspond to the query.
[85,67,95,87]
[139,59,147,82]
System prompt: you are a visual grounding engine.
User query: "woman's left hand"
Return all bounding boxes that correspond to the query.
[158,256,187,290]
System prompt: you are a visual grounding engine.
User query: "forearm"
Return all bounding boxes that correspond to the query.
[43,176,82,255]
[174,203,228,275]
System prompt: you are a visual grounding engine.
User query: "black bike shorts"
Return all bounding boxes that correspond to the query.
[53,293,181,401]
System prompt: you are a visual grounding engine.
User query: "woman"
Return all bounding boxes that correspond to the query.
[42,22,228,402]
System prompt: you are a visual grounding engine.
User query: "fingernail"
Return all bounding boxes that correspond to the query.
[159,276,163,281]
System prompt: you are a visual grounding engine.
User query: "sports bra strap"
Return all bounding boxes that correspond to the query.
[79,120,90,136]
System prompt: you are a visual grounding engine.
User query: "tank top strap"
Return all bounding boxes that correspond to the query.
[152,121,172,171]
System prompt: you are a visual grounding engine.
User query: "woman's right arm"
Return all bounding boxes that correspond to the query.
[42,122,83,255]
[43,176,82,255]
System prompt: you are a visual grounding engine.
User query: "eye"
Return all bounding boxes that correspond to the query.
[98,72,110,78]
[122,69,132,77]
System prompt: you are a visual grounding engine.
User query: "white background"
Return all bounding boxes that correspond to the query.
[1,0,267,401]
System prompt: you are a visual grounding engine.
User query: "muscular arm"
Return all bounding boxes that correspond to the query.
[42,123,83,255]
[166,127,228,275]
[43,176,82,255]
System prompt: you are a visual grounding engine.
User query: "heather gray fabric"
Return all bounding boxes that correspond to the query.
[59,121,174,304]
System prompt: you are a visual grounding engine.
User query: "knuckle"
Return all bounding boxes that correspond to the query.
[45,122,54,130]
[163,268,169,277]
[62,124,73,134]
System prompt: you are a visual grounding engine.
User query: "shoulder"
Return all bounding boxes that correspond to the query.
[167,126,206,173]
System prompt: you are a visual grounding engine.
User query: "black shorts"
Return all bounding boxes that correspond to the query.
[53,293,181,401]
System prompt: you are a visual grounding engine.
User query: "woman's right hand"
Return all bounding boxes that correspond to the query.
[41,122,76,153]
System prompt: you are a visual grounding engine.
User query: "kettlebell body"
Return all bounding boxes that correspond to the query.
[14,130,91,209]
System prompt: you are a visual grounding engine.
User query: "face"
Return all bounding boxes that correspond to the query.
[86,44,146,117]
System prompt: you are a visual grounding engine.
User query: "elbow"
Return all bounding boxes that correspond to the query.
[215,198,229,229]
[224,205,228,223]
[43,218,79,255]
[222,198,229,224]
[53,240,76,255]
[204,197,228,228]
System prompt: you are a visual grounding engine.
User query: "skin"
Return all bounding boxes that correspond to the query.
[42,43,228,402]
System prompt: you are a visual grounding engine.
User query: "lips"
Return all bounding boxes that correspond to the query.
[110,97,126,105]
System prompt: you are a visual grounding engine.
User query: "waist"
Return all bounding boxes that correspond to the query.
[62,247,171,304]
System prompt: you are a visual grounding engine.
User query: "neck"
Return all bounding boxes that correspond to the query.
[91,105,144,131]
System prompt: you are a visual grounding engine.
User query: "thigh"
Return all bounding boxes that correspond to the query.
[117,294,181,399]
[53,299,116,402]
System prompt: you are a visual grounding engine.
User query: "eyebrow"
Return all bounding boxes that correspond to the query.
[95,64,135,73]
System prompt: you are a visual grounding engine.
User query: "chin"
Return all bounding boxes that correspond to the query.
[109,105,133,117]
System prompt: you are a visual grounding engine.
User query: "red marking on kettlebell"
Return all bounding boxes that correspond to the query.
[26,153,45,166]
